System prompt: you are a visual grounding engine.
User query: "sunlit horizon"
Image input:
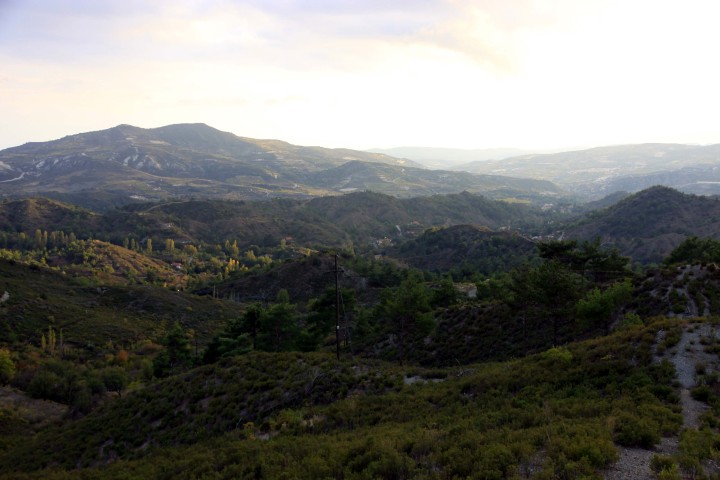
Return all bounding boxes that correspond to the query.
[3,0,720,154]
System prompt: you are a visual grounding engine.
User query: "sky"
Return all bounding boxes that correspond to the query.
[2,0,720,152]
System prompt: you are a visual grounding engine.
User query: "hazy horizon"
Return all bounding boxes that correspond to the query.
[3,1,720,152]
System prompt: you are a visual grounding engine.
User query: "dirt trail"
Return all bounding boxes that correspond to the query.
[604,323,717,480]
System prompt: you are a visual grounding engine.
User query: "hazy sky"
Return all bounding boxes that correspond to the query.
[2,0,720,151]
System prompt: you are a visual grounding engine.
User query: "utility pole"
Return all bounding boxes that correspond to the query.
[335,253,340,361]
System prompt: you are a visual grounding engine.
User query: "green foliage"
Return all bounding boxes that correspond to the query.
[153,322,194,377]
[203,307,259,363]
[0,348,15,385]
[100,367,128,396]
[612,412,660,448]
[430,275,458,308]
[576,279,633,332]
[664,236,720,265]
[651,455,682,480]
[0,322,684,479]
[541,346,573,364]
[513,260,585,345]
[619,312,643,329]
[392,225,537,278]
[380,272,434,364]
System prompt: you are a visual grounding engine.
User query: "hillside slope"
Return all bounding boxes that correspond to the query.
[388,224,536,275]
[0,322,684,479]
[566,186,720,263]
[0,259,235,347]
[3,191,554,250]
[456,143,720,198]
[0,124,564,208]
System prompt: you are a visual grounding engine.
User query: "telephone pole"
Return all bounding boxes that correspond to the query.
[335,253,340,361]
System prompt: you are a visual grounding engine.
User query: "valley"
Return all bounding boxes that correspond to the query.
[2,126,720,479]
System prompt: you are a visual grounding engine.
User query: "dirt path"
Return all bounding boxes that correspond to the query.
[604,323,717,480]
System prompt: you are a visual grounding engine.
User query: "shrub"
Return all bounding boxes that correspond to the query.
[650,454,676,474]
[541,347,573,364]
[0,349,14,385]
[690,385,711,402]
[613,413,660,448]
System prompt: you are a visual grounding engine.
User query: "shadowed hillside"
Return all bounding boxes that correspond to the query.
[566,186,720,263]
[388,224,537,276]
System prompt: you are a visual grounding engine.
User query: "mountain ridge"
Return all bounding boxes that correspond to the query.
[453,143,720,198]
[0,123,565,208]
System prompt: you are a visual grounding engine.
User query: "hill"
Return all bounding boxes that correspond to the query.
[456,143,720,199]
[0,198,99,235]
[565,186,720,263]
[306,160,563,199]
[367,146,537,169]
[0,124,565,209]
[0,259,236,348]
[1,191,555,251]
[387,224,537,276]
[0,321,686,478]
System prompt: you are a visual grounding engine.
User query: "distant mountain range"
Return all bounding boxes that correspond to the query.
[0,124,564,210]
[367,147,539,169]
[5,124,720,206]
[453,143,720,198]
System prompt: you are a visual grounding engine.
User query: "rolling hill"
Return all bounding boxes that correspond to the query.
[367,146,537,169]
[0,191,555,251]
[387,224,537,275]
[455,143,720,199]
[565,186,720,263]
[306,160,563,199]
[0,124,565,209]
[0,259,236,347]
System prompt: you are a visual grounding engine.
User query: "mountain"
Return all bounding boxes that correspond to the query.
[454,143,720,199]
[0,124,565,209]
[565,186,720,263]
[367,146,535,169]
[305,160,563,199]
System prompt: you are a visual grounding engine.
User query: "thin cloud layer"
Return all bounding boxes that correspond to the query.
[1,0,720,151]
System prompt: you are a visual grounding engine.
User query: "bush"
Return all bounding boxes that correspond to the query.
[690,385,711,402]
[613,413,660,448]
[542,347,573,364]
[650,454,675,474]
[0,349,14,385]
[27,369,63,402]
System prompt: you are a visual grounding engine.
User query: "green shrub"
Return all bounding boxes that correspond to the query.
[541,347,573,364]
[613,413,660,448]
[690,385,711,402]
[650,454,675,474]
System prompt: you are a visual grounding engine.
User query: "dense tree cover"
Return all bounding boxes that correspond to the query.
[664,236,720,265]
[7,194,720,479]
[379,272,435,365]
